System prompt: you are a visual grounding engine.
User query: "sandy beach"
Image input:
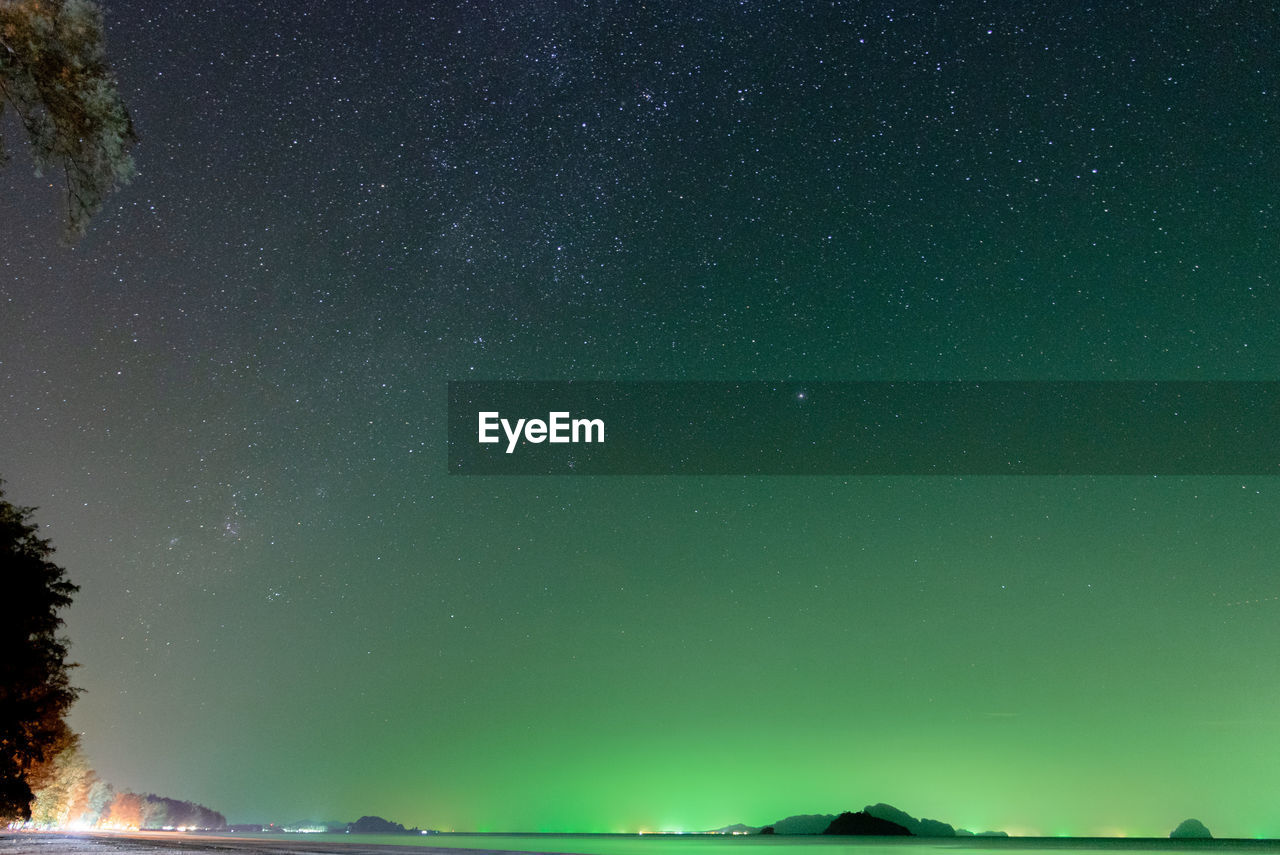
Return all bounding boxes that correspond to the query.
[0,833,553,855]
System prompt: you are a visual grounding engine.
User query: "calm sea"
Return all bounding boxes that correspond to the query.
[205,833,1280,855]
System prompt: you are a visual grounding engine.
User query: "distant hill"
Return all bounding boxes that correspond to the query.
[823,811,912,836]
[864,803,955,837]
[750,804,1005,838]
[348,815,409,833]
[764,814,838,834]
[1171,819,1212,839]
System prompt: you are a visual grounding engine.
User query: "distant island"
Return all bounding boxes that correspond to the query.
[732,804,1232,839]
[1171,819,1212,839]
[348,815,411,833]
[732,802,1009,837]
[823,811,913,836]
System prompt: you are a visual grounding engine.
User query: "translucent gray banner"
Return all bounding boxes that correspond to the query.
[447,381,1280,475]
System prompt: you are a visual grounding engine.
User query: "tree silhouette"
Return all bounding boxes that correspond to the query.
[0,0,136,237]
[0,484,80,821]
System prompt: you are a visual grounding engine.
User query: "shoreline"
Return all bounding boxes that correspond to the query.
[0,831,563,855]
[5,831,1280,855]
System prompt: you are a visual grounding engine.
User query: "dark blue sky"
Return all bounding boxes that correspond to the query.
[2,0,1279,835]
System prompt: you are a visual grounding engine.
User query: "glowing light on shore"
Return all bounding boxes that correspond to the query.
[997,825,1038,837]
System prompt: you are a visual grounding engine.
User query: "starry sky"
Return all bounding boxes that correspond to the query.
[3,0,1280,838]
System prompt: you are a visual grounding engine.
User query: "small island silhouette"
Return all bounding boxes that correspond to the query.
[732,803,1008,837]
[1170,819,1212,839]
[823,811,913,836]
[734,805,1222,839]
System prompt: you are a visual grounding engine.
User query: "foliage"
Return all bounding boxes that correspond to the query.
[0,484,80,821]
[26,737,97,827]
[104,789,142,828]
[24,750,227,830]
[0,0,136,237]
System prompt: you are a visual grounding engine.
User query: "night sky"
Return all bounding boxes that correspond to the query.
[3,0,1280,838]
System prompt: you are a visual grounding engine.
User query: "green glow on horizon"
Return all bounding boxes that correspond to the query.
[58,478,1280,836]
